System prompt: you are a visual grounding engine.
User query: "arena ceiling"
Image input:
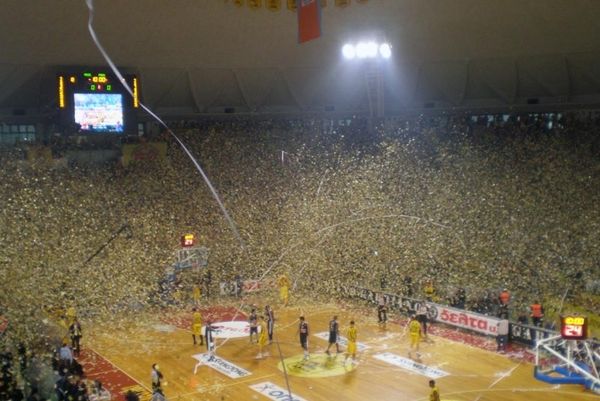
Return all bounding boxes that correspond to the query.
[2,0,600,118]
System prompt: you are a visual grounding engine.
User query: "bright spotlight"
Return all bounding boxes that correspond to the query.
[356,42,369,59]
[366,42,378,58]
[342,41,393,61]
[342,44,356,59]
[379,43,392,59]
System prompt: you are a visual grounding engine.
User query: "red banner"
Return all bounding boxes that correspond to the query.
[297,0,321,43]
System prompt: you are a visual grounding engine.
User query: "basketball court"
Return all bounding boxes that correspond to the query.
[80,297,597,401]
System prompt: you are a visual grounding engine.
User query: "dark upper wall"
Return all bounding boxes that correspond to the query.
[1,0,600,115]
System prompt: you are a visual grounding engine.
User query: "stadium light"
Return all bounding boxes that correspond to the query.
[342,44,356,59]
[379,43,392,59]
[342,41,392,60]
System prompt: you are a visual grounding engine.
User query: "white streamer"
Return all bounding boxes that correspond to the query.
[85,0,244,248]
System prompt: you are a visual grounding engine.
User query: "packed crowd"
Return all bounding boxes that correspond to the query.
[0,111,599,398]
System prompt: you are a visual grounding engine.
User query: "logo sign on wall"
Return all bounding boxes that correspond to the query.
[249,381,309,401]
[427,304,500,336]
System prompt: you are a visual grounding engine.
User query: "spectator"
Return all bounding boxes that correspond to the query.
[530,301,545,327]
[58,343,73,373]
[496,319,509,352]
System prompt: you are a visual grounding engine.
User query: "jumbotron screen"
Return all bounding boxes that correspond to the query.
[57,69,139,135]
[74,93,124,133]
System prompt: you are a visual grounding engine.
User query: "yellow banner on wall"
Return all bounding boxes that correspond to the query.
[287,0,296,11]
[248,0,262,8]
[266,0,280,10]
[234,0,244,7]
[335,0,350,6]
[122,142,167,166]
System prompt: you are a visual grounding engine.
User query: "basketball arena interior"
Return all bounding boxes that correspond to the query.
[0,1,599,400]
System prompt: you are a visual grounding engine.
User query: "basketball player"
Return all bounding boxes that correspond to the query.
[325,315,340,355]
[345,320,357,365]
[408,314,422,359]
[298,316,310,360]
[256,316,269,359]
[429,379,440,401]
[377,294,388,328]
[265,305,275,344]
[191,308,203,346]
[278,274,290,307]
[416,303,429,341]
[205,320,215,354]
[192,284,201,306]
[248,308,258,343]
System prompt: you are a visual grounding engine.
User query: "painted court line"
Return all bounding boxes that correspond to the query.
[250,381,310,401]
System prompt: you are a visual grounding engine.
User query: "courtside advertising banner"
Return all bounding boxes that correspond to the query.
[427,303,500,336]
[297,0,321,43]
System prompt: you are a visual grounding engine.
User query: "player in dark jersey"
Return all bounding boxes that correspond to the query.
[298,316,310,360]
[325,315,340,355]
[377,294,388,328]
[248,308,258,343]
[265,305,275,344]
[204,320,215,354]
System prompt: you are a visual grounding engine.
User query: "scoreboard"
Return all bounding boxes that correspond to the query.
[560,315,588,340]
[181,233,196,248]
[57,69,140,135]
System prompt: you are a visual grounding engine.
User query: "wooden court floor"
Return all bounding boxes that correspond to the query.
[85,297,597,401]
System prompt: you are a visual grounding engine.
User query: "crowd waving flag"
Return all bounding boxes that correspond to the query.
[297,0,322,43]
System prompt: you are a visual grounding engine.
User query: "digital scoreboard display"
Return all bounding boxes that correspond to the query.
[57,70,140,135]
[560,315,588,340]
[181,234,196,248]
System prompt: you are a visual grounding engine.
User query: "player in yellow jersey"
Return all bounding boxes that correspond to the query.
[429,379,440,401]
[256,316,270,359]
[191,308,203,346]
[65,305,77,328]
[192,284,201,306]
[408,314,422,359]
[345,320,357,366]
[277,274,290,307]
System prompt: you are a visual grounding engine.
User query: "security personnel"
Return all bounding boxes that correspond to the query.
[499,288,510,306]
[530,301,544,327]
[498,288,511,319]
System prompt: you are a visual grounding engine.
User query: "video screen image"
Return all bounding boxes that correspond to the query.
[73,93,124,133]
